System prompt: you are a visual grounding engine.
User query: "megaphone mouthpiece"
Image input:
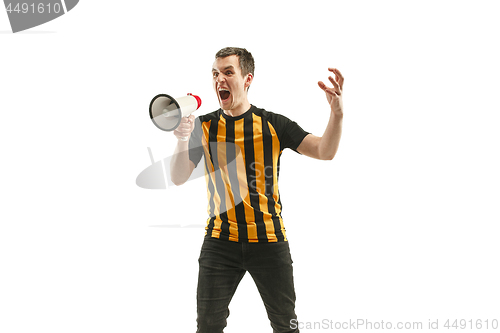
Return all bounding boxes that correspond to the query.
[187,93,202,109]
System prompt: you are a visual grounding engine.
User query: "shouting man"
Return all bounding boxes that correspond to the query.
[170,47,344,333]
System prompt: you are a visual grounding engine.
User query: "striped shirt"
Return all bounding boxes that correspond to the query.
[189,105,309,243]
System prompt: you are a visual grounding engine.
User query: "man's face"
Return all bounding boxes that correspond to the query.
[212,55,252,112]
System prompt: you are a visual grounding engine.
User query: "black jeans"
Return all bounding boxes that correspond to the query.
[196,236,299,333]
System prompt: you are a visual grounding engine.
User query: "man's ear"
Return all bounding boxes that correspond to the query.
[245,73,254,90]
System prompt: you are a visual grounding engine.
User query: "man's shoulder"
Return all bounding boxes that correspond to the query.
[253,106,296,130]
[251,105,290,122]
[197,109,221,123]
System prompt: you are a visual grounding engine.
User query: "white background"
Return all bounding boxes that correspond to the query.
[1,1,499,332]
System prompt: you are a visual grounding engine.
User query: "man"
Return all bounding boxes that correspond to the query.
[170,47,343,333]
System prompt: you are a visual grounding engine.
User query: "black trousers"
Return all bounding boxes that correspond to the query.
[196,236,299,333]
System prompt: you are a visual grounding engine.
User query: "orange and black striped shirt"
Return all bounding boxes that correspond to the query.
[189,105,309,243]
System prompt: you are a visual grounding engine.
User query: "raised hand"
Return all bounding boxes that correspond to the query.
[318,68,344,116]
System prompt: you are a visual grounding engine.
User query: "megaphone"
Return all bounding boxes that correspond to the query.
[149,93,202,136]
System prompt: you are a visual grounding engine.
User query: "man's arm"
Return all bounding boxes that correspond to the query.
[170,115,196,185]
[296,68,344,160]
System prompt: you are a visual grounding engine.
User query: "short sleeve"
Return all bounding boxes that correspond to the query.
[188,117,204,167]
[268,113,310,153]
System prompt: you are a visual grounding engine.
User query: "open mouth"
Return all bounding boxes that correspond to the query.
[218,89,230,102]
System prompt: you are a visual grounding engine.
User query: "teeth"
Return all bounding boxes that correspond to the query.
[218,88,229,91]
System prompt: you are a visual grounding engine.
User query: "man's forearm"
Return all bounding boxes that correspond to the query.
[318,111,343,160]
[170,140,192,185]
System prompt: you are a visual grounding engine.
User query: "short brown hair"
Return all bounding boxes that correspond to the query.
[215,47,255,77]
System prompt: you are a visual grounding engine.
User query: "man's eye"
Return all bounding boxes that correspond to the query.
[226,72,232,75]
[213,72,218,77]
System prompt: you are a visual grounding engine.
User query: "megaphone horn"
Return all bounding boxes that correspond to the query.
[149,93,202,133]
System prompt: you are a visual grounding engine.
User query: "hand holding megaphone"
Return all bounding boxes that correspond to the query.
[149,93,202,140]
[173,114,195,141]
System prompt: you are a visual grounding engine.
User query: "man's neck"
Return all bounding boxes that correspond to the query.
[223,101,251,118]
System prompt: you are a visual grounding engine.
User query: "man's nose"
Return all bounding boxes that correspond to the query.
[217,74,226,84]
